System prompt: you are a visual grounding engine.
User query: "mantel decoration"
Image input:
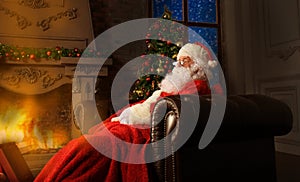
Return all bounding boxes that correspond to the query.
[18,0,49,9]
[0,4,76,31]
[0,4,32,30]
[37,8,78,31]
[0,43,101,62]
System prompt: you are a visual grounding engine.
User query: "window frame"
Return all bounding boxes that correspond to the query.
[148,0,222,61]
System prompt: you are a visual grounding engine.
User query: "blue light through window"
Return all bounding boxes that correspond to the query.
[189,26,218,55]
[188,0,216,23]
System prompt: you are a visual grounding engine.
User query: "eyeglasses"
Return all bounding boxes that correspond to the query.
[178,56,193,66]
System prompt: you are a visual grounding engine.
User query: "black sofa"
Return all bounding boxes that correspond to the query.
[149,94,293,182]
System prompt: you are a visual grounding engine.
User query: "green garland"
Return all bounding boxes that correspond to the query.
[0,43,101,61]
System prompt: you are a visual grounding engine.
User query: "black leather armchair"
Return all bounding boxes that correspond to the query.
[149,94,293,182]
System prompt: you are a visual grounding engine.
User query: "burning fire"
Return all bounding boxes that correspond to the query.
[0,107,69,152]
[0,107,26,144]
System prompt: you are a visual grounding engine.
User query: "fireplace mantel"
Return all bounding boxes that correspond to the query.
[0,57,112,95]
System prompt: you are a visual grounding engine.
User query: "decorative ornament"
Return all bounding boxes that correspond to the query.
[46,51,52,57]
[147,43,154,50]
[146,92,150,96]
[176,41,183,47]
[18,0,49,9]
[0,4,32,30]
[30,54,36,60]
[162,5,172,19]
[156,67,164,74]
[37,8,78,31]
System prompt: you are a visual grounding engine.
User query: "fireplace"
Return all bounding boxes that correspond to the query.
[0,0,110,178]
[0,57,112,177]
[0,84,72,153]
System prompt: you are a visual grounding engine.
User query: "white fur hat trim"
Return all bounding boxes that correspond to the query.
[177,43,217,68]
[208,60,218,68]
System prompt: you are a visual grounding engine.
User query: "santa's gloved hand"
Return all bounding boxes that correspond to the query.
[118,107,131,124]
[114,106,151,125]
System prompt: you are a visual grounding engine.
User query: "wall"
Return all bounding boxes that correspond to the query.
[254,0,300,157]
[222,0,300,181]
[89,0,148,111]
[222,0,300,154]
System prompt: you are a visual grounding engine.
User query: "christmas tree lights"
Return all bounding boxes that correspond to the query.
[129,6,183,102]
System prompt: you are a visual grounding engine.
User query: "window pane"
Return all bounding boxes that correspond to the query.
[188,0,216,23]
[189,26,218,55]
[152,0,183,21]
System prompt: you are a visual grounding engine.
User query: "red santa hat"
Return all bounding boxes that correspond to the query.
[176,42,218,69]
[176,43,223,94]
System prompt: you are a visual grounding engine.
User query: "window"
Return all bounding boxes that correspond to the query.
[149,0,221,59]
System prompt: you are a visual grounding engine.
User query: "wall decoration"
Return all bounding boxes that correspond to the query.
[273,46,300,61]
[1,67,46,87]
[0,4,31,30]
[42,73,62,88]
[0,67,63,88]
[263,0,300,61]
[37,8,78,31]
[18,0,48,9]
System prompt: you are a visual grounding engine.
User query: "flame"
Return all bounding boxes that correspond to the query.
[0,106,69,152]
[0,107,28,143]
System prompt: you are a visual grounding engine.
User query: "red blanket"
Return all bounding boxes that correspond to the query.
[34,118,151,182]
[34,80,215,182]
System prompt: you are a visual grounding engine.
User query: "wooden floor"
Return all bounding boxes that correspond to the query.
[276,152,300,182]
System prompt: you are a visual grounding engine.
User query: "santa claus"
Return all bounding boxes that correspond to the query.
[112,42,221,126]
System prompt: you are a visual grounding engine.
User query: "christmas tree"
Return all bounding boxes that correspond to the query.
[129,7,183,103]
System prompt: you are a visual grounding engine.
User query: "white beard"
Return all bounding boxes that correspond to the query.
[160,65,193,94]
